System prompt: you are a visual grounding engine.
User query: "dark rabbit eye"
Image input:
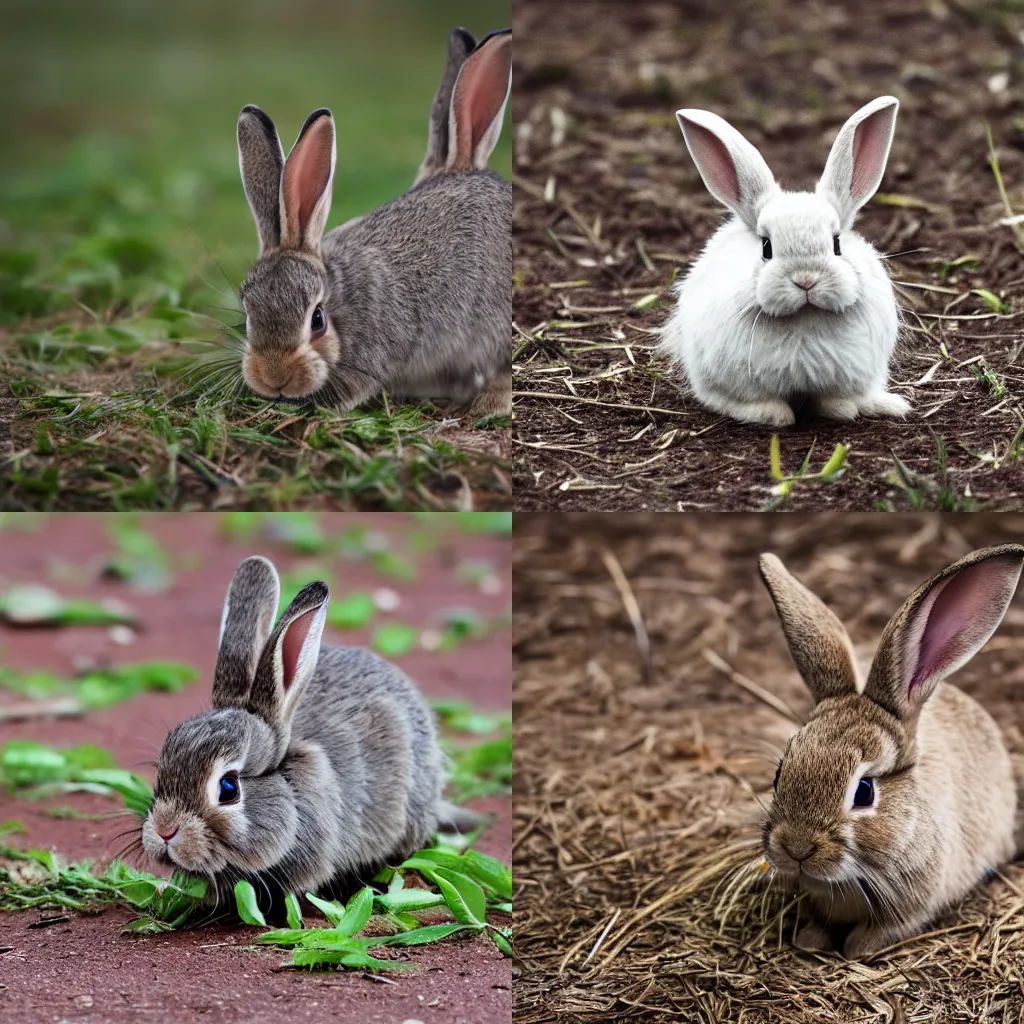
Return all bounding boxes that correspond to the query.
[218,772,240,804]
[762,237,773,260]
[833,235,842,256]
[853,777,874,808]
[310,306,326,336]
[773,760,782,790]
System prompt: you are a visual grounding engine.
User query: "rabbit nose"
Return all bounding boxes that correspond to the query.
[157,826,178,843]
[781,838,818,862]
[793,273,820,292]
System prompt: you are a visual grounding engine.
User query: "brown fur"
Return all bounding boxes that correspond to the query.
[759,546,1024,958]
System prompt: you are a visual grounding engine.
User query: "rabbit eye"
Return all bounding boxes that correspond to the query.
[218,772,240,805]
[773,760,782,790]
[833,235,842,256]
[310,306,326,336]
[853,777,874,808]
[761,237,773,260]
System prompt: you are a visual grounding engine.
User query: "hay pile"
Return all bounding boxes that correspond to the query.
[514,514,1024,1023]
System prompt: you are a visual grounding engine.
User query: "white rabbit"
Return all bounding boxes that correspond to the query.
[660,97,911,426]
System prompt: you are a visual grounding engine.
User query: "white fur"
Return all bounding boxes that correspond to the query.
[661,98,911,426]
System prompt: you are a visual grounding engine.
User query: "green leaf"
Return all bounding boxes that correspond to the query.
[255,928,314,947]
[285,892,303,929]
[327,591,375,629]
[461,850,513,901]
[492,930,513,956]
[375,923,472,946]
[304,891,345,926]
[371,623,418,657]
[233,880,267,926]
[335,886,374,936]
[818,443,848,479]
[768,434,784,480]
[374,889,446,913]
[289,946,405,971]
[972,288,1009,313]
[431,868,486,928]
[118,879,159,908]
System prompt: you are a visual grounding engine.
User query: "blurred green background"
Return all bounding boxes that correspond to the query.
[0,0,512,325]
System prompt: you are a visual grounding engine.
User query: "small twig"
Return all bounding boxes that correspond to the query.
[0,697,85,722]
[702,649,801,724]
[600,547,652,683]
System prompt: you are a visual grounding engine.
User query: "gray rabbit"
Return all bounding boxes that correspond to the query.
[235,27,512,417]
[141,556,473,917]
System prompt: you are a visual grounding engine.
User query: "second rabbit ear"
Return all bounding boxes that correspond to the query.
[676,109,777,232]
[447,28,512,172]
[816,96,898,229]
[238,106,286,254]
[280,109,336,253]
[415,26,477,184]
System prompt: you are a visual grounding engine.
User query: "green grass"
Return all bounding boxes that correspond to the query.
[0,0,512,510]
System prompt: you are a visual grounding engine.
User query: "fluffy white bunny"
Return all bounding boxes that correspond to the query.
[660,97,911,426]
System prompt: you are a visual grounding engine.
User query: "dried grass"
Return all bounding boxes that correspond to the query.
[514,513,1024,1022]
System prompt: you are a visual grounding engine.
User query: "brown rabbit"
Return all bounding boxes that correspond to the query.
[759,544,1024,958]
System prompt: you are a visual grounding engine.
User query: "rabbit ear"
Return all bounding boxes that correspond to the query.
[447,28,511,172]
[213,556,282,708]
[865,545,1024,723]
[247,581,329,736]
[237,106,286,254]
[280,109,336,253]
[816,96,898,228]
[415,26,477,184]
[759,553,860,705]
[676,110,778,231]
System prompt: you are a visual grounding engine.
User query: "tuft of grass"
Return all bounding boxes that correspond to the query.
[0,662,197,716]
[243,845,512,970]
[763,435,848,509]
[0,741,154,814]
[882,440,979,512]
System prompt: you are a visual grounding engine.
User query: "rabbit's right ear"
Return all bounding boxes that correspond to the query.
[447,28,511,172]
[415,26,477,184]
[865,545,1024,723]
[280,109,336,254]
[213,556,282,708]
[247,581,330,739]
[237,106,285,254]
[676,110,777,231]
[758,553,860,705]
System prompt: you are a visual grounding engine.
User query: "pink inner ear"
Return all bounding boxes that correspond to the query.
[452,36,511,167]
[909,559,1019,699]
[684,120,741,207]
[280,608,318,690]
[282,118,332,244]
[850,108,893,203]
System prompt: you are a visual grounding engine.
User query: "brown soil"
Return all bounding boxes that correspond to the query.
[512,0,1024,510]
[0,513,511,1024]
[513,512,1024,1022]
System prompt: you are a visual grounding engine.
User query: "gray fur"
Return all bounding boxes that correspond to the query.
[142,557,458,912]
[233,25,512,417]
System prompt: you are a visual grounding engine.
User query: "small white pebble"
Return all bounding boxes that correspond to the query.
[419,629,442,652]
[989,71,1010,94]
[402,1019,426,1024]
[108,625,135,646]
[372,588,401,612]
[480,574,503,595]
[363,531,389,552]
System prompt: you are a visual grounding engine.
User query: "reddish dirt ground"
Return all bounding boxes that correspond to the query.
[0,514,511,1024]
[512,0,1024,510]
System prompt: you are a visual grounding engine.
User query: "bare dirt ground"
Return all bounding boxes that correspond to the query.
[512,0,1024,510]
[514,512,1024,1022]
[0,514,511,1024]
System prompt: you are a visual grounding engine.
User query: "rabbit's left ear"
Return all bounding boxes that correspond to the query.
[816,96,898,228]
[248,581,329,737]
[447,28,511,172]
[865,544,1024,723]
[280,109,336,253]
